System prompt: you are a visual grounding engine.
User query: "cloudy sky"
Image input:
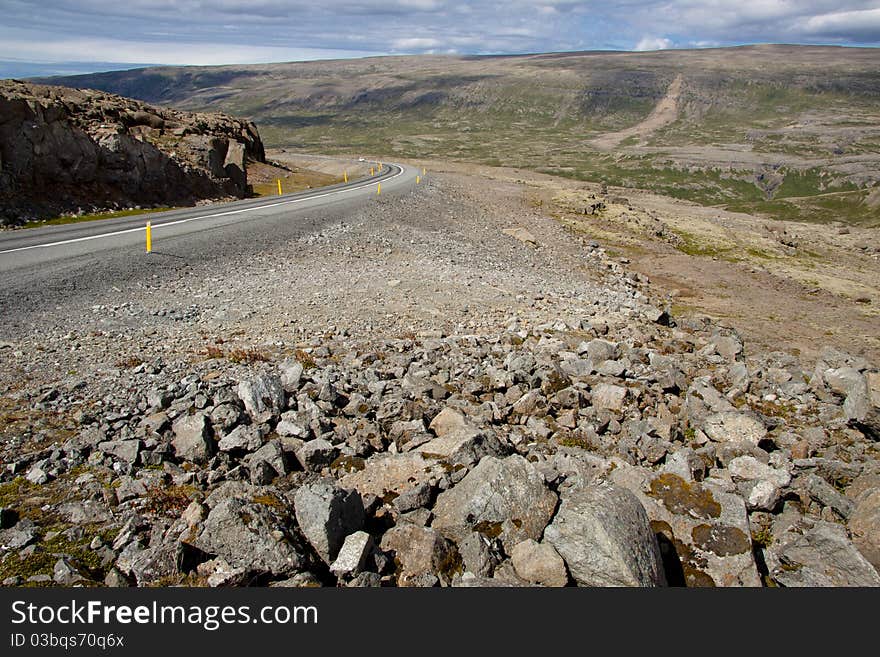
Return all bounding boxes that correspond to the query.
[2,0,879,76]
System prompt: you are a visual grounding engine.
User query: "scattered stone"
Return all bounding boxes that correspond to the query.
[237,374,285,423]
[172,412,213,463]
[330,531,374,578]
[293,479,365,564]
[432,455,558,551]
[545,483,665,587]
[510,539,568,587]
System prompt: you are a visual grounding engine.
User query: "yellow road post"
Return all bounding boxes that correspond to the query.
[344,171,348,183]
[277,179,282,195]
[370,166,375,176]
[145,222,152,253]
[377,183,381,196]
[416,175,420,184]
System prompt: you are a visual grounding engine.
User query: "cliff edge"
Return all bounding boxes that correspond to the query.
[0,80,266,226]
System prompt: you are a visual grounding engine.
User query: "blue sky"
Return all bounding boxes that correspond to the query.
[2,1,880,77]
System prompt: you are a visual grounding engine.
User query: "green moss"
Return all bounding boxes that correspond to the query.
[648,473,722,519]
[473,520,504,539]
[330,455,365,474]
[751,527,774,548]
[0,523,111,585]
[691,523,751,556]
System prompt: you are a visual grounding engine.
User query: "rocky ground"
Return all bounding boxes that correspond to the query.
[1,169,878,587]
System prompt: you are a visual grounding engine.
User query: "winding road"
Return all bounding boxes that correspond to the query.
[0,162,413,269]
[0,161,417,327]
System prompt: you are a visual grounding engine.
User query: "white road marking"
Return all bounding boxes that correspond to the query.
[0,165,405,255]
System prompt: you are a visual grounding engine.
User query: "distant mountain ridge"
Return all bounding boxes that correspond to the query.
[31,45,880,225]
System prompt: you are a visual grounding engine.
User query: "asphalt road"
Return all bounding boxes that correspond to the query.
[0,162,417,328]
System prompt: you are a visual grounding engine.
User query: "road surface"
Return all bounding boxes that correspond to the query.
[0,162,417,327]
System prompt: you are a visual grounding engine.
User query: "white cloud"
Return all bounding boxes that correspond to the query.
[799,7,880,38]
[0,33,375,66]
[2,1,880,70]
[391,37,444,50]
[634,36,673,51]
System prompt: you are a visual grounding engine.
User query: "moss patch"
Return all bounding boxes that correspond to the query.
[691,523,751,556]
[647,473,722,519]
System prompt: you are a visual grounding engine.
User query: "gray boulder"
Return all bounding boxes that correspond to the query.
[432,455,558,551]
[510,539,569,587]
[172,412,213,463]
[330,531,374,579]
[218,424,266,453]
[295,438,339,471]
[769,521,880,587]
[419,407,506,466]
[97,439,142,464]
[591,384,627,411]
[849,488,880,572]
[702,411,767,445]
[544,483,665,587]
[610,465,762,587]
[237,374,285,423]
[380,524,460,587]
[293,479,364,564]
[193,497,303,577]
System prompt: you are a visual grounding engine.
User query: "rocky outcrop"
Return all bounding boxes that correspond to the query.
[0,80,265,225]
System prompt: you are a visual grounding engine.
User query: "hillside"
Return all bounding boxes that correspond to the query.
[41,45,880,226]
[0,80,266,226]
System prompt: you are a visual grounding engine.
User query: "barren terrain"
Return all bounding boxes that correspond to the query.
[1,164,879,588]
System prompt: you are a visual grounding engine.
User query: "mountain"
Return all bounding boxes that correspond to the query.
[36,45,880,226]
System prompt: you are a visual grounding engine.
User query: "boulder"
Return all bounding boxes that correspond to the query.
[247,440,292,481]
[171,412,213,463]
[330,531,374,579]
[591,384,627,411]
[193,497,303,578]
[610,465,762,587]
[848,488,880,571]
[340,452,449,499]
[380,524,461,587]
[293,479,364,564]
[432,455,558,551]
[295,439,339,471]
[702,411,767,446]
[584,339,617,363]
[97,439,142,464]
[728,456,791,511]
[510,539,569,587]
[769,521,880,587]
[419,408,506,466]
[544,483,665,587]
[237,374,285,424]
[217,424,266,453]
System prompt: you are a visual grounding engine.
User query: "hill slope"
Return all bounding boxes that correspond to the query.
[0,80,266,226]
[39,45,880,226]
